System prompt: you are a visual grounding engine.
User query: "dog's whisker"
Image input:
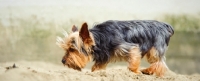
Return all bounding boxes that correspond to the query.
[62,29,68,37]
[56,36,64,43]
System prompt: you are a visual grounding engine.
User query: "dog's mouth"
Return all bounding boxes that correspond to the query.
[64,64,82,71]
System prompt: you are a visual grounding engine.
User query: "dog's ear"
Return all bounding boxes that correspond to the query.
[72,25,78,32]
[79,22,90,42]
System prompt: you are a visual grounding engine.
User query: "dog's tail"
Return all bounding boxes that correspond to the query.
[164,23,174,37]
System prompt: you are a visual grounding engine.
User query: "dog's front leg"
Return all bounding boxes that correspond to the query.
[127,47,142,74]
[91,62,108,72]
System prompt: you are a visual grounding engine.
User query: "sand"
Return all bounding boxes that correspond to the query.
[0,61,199,81]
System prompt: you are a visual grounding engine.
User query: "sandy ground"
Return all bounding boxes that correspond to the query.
[0,0,200,81]
[0,61,199,81]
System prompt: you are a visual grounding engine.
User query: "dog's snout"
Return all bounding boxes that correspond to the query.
[61,59,66,64]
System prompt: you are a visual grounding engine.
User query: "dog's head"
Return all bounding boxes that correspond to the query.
[56,23,95,71]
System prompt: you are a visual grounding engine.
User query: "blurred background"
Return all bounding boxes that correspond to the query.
[0,0,200,75]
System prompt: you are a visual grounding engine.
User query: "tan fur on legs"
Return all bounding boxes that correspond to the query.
[141,61,167,77]
[91,62,109,72]
[141,47,168,77]
[127,47,141,74]
[155,61,167,77]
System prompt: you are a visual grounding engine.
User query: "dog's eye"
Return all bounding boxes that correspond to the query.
[69,48,76,52]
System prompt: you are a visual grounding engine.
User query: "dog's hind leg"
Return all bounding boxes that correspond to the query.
[141,47,168,77]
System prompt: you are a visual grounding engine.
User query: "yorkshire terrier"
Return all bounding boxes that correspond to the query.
[56,20,174,77]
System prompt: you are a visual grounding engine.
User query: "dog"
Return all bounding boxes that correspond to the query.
[56,20,174,77]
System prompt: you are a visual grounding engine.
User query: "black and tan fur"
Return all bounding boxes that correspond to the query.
[56,20,174,77]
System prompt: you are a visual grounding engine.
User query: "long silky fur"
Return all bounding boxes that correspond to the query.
[89,20,174,63]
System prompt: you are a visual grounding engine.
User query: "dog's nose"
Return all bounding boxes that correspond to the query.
[61,59,66,64]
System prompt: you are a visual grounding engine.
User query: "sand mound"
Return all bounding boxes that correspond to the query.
[0,61,199,81]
